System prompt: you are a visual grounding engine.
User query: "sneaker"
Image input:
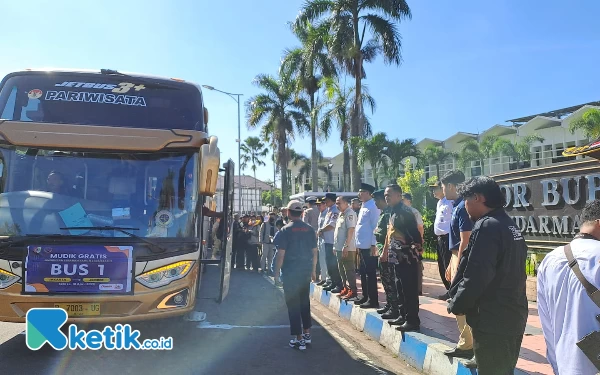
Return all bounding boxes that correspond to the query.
[302,333,312,344]
[340,287,350,297]
[289,338,306,350]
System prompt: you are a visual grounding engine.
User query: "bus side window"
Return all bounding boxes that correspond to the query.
[0,159,4,193]
[0,86,17,119]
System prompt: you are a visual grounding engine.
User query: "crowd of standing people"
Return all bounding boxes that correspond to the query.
[220,171,600,374]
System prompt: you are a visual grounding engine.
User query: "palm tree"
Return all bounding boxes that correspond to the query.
[281,20,337,191]
[296,0,412,190]
[246,74,310,204]
[321,76,375,190]
[457,135,498,175]
[289,148,329,190]
[491,135,544,169]
[241,136,269,198]
[357,132,389,189]
[422,145,455,180]
[569,108,600,140]
[382,138,420,180]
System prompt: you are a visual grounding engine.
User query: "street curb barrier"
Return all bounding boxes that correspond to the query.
[310,283,529,375]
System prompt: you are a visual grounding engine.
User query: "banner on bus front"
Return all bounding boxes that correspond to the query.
[24,245,134,295]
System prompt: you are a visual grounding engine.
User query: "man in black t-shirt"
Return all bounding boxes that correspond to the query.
[274,200,318,351]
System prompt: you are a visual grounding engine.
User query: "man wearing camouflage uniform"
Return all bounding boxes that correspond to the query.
[373,189,400,320]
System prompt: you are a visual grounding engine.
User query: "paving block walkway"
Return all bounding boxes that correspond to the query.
[335,274,553,375]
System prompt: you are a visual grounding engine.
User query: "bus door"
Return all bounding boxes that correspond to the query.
[217,160,234,303]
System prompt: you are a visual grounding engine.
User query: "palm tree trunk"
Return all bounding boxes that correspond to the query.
[343,142,350,191]
[350,12,363,192]
[350,70,362,191]
[254,168,258,213]
[310,94,318,192]
[278,131,289,205]
[436,164,440,181]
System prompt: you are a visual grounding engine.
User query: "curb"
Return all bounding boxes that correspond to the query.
[310,283,528,375]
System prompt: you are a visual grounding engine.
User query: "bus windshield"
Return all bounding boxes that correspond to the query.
[0,146,199,239]
[0,73,205,131]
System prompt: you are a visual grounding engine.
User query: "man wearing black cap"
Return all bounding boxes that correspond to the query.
[373,189,401,320]
[317,193,342,292]
[402,193,425,296]
[355,183,381,308]
[274,200,318,350]
[383,184,422,332]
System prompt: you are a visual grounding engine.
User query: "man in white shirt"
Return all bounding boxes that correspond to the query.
[431,181,453,297]
[355,183,381,308]
[538,200,600,375]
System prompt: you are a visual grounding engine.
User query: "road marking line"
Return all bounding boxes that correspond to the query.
[198,322,289,329]
[262,274,389,375]
[197,321,323,330]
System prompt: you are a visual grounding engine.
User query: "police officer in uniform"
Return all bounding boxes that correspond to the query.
[318,193,342,292]
[383,184,422,332]
[373,189,400,320]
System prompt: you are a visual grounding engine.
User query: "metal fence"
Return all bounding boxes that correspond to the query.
[421,245,539,277]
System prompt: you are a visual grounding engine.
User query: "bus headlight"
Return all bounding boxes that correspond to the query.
[136,261,194,289]
[0,269,20,289]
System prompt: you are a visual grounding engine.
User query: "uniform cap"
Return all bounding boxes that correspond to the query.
[306,196,317,203]
[359,183,376,194]
[325,193,337,201]
[372,189,385,199]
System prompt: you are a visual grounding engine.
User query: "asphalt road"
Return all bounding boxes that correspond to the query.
[0,265,418,375]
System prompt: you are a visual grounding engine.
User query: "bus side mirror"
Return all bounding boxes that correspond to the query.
[199,136,220,196]
[204,107,209,125]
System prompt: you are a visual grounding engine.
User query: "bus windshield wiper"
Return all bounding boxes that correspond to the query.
[0,234,77,250]
[59,226,167,254]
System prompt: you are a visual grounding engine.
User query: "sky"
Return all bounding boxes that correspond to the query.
[1,0,599,184]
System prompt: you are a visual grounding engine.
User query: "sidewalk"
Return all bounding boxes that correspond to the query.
[310,274,552,375]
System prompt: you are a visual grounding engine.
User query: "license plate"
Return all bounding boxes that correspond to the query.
[54,303,101,316]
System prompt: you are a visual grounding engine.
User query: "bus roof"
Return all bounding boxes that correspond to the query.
[289,191,358,202]
[10,68,201,90]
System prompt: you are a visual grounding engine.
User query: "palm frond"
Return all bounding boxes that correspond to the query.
[361,14,402,65]
[358,0,412,21]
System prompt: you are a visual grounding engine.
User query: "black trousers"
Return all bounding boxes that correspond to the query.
[316,251,321,280]
[359,248,379,304]
[436,234,452,290]
[282,273,312,336]
[245,244,260,271]
[380,261,399,306]
[324,243,342,287]
[235,243,246,269]
[472,329,524,375]
[395,260,420,325]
